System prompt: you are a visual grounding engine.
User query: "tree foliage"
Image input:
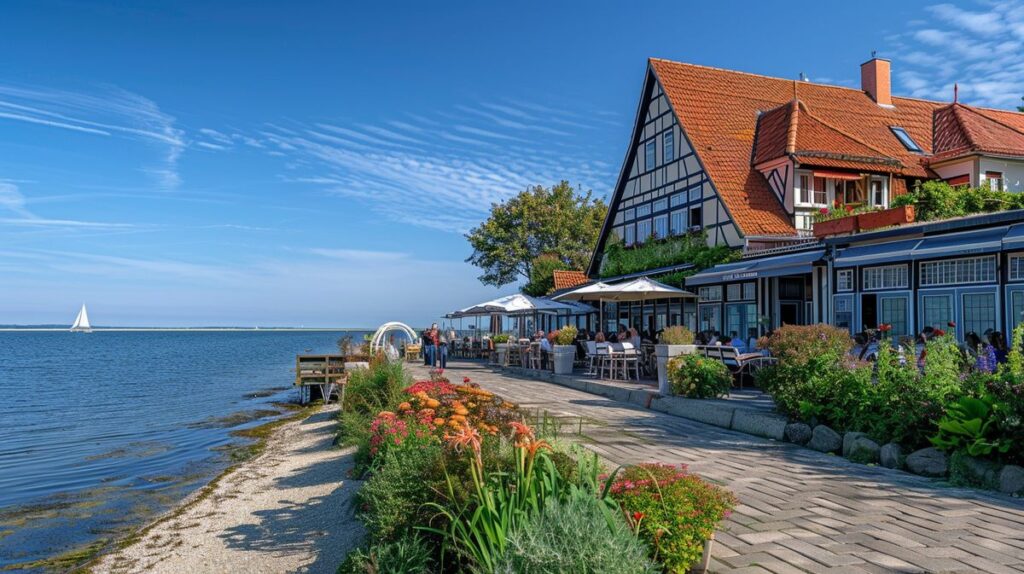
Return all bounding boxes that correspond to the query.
[522,254,570,297]
[598,232,738,279]
[465,181,607,287]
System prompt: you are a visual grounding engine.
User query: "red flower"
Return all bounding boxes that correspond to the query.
[878,323,892,332]
[463,376,471,383]
[819,208,829,214]
[845,205,854,213]
[948,321,957,328]
[632,511,645,522]
[934,329,946,337]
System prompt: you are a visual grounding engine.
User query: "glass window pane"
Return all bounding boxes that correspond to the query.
[880,297,908,338]
[1012,291,1024,332]
[921,295,953,331]
[699,304,721,333]
[663,131,674,162]
[645,140,656,171]
[962,293,996,337]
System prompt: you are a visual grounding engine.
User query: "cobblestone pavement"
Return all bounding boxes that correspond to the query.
[414,361,1024,574]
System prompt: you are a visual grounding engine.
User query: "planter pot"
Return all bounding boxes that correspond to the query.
[857,204,915,231]
[495,343,509,365]
[655,344,697,395]
[813,215,857,238]
[553,345,575,374]
[690,533,715,574]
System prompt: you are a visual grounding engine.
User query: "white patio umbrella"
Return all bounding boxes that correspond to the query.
[556,277,694,334]
[452,293,578,317]
[552,281,613,330]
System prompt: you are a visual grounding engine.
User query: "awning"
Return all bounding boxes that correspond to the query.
[684,260,755,286]
[813,170,863,181]
[1003,223,1024,247]
[913,226,1006,259]
[685,250,824,286]
[746,249,825,278]
[834,238,921,268]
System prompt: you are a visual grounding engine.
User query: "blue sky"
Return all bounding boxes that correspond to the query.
[2,1,1023,327]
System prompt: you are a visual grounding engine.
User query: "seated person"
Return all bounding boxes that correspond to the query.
[595,331,606,343]
[717,334,731,347]
[729,331,747,354]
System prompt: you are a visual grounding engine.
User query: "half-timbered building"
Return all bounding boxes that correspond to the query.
[587,56,1024,341]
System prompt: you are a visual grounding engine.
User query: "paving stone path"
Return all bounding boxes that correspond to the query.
[416,361,1024,574]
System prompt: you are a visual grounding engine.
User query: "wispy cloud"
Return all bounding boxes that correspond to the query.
[308,248,409,261]
[0,180,142,231]
[0,84,186,189]
[894,1,1024,108]
[212,98,624,233]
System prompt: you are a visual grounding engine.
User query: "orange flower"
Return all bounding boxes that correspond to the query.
[444,422,483,467]
[425,398,441,409]
[450,414,466,423]
[397,402,412,411]
[433,418,446,426]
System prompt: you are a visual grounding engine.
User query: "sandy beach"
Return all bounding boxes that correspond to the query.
[92,404,363,574]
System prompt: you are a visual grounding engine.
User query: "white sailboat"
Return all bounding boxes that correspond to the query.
[71,304,92,333]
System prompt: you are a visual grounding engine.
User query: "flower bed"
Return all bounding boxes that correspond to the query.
[337,362,737,573]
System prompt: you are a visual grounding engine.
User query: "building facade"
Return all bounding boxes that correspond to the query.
[586,56,1024,342]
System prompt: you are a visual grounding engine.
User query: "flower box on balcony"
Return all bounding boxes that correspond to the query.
[856,205,915,232]
[813,215,857,238]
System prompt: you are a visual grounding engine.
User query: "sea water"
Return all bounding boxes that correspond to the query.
[0,330,366,571]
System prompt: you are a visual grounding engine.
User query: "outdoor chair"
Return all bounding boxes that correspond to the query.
[716,346,778,390]
[528,342,542,370]
[585,341,600,375]
[595,342,612,379]
[617,342,642,381]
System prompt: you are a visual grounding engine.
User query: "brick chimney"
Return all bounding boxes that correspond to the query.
[861,58,892,106]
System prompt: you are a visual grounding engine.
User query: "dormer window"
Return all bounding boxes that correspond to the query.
[890,126,922,153]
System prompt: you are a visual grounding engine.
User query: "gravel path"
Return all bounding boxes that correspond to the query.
[93,404,363,574]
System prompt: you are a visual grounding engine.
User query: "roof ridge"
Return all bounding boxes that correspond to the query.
[955,103,1024,140]
[786,100,800,154]
[649,57,1024,116]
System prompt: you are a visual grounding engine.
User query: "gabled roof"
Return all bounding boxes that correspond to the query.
[932,103,1024,162]
[754,99,904,172]
[648,59,954,235]
[551,270,589,292]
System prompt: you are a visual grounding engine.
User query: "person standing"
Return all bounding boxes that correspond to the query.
[423,324,439,368]
[421,328,431,366]
[438,328,450,369]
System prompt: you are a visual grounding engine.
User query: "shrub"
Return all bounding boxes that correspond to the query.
[659,325,695,345]
[344,361,409,417]
[491,334,511,344]
[599,232,738,278]
[554,326,577,346]
[611,463,736,573]
[666,354,731,398]
[494,494,659,574]
[337,534,433,574]
[356,438,446,542]
[892,180,1018,222]
[930,394,1013,458]
[762,323,853,368]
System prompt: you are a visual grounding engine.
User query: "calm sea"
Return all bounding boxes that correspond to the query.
[0,330,366,572]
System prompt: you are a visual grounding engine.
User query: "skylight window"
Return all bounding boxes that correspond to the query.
[890,126,923,153]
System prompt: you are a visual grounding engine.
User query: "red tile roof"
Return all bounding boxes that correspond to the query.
[932,103,1024,162]
[551,270,589,292]
[646,59,1007,236]
[754,99,904,173]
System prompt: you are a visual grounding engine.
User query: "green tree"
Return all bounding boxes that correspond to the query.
[465,181,607,288]
[1018,96,1024,113]
[521,253,571,297]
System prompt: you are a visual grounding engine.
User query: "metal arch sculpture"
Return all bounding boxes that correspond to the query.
[370,321,419,353]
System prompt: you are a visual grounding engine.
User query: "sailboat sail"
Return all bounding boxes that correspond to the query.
[71,304,92,332]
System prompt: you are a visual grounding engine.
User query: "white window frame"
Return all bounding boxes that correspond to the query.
[670,209,687,235]
[663,131,674,163]
[653,215,668,240]
[919,256,996,287]
[645,140,656,172]
[869,176,888,208]
[698,286,722,302]
[653,198,668,213]
[795,172,828,207]
[836,269,854,292]
[624,224,635,246]
[1009,253,1024,282]
[862,265,908,291]
[636,219,652,243]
